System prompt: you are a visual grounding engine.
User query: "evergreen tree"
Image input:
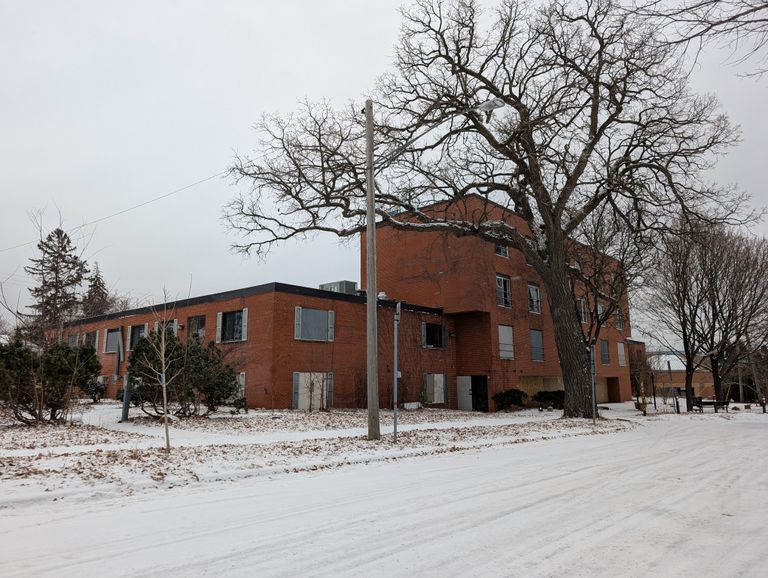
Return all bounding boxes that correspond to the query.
[81,263,112,318]
[24,228,88,334]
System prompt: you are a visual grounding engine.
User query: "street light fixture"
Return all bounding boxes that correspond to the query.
[364,97,506,441]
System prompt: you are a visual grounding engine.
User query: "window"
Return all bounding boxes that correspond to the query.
[294,307,335,341]
[422,322,444,348]
[494,244,509,258]
[530,329,544,362]
[83,331,98,349]
[528,283,541,314]
[217,309,248,343]
[423,373,447,404]
[105,328,121,353]
[617,342,626,367]
[128,324,146,350]
[578,299,588,323]
[498,325,514,359]
[67,334,79,346]
[597,303,606,326]
[292,372,333,410]
[496,274,511,308]
[600,339,610,365]
[188,315,206,339]
[615,310,624,330]
[154,319,177,335]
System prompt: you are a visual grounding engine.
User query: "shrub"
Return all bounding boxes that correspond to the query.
[84,381,106,404]
[492,388,528,411]
[532,390,565,409]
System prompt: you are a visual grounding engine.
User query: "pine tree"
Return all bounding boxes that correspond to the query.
[24,228,88,334]
[81,263,112,318]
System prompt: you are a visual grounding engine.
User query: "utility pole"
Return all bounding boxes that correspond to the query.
[393,301,400,442]
[590,344,596,425]
[365,98,381,440]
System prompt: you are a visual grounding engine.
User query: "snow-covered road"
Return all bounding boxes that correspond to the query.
[2,414,766,577]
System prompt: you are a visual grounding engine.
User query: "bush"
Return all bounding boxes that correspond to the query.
[492,388,528,411]
[532,390,565,409]
[84,381,106,404]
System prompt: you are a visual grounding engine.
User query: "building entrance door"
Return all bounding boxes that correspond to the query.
[457,375,489,412]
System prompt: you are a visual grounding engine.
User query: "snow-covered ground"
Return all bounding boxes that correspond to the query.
[2,403,767,576]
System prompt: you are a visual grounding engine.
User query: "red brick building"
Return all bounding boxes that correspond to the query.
[65,200,635,411]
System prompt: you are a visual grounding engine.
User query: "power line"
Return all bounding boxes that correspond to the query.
[0,170,228,253]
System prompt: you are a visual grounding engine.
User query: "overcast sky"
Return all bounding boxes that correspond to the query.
[1,1,766,323]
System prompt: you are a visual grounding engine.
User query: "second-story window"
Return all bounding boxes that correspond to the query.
[528,283,541,314]
[294,307,335,341]
[578,299,588,323]
[217,309,248,343]
[422,322,444,348]
[530,329,544,362]
[494,244,509,258]
[188,315,206,339]
[601,339,610,365]
[496,274,512,308]
[615,309,624,330]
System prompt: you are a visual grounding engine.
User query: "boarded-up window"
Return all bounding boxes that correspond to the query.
[424,373,447,404]
[294,307,335,341]
[292,372,333,411]
[530,329,544,362]
[601,339,611,365]
[105,329,121,353]
[617,342,626,367]
[498,325,514,359]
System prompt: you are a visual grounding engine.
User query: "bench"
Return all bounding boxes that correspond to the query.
[691,397,730,413]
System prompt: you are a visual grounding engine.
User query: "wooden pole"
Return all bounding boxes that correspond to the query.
[365,99,380,440]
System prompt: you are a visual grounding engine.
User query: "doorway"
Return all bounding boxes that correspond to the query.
[457,375,489,412]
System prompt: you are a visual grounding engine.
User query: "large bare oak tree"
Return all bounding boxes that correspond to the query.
[227,0,741,417]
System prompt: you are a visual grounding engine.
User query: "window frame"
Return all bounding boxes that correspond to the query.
[217,309,248,343]
[421,321,445,349]
[104,328,121,354]
[494,244,509,258]
[496,274,512,308]
[530,329,545,362]
[600,339,611,365]
[498,324,515,360]
[423,373,448,405]
[294,307,335,342]
[617,342,627,367]
[527,283,541,314]
[578,298,588,324]
[187,315,206,340]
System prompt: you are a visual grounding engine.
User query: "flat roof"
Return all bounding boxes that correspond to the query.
[67,282,443,326]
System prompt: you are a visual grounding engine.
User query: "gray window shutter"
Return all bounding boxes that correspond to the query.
[215,312,222,343]
[102,329,108,353]
[172,318,178,336]
[443,374,449,405]
[144,323,148,337]
[327,310,335,341]
[153,321,159,333]
[126,326,133,351]
[95,330,100,352]
[294,307,302,339]
[326,372,334,408]
[292,372,300,409]
[240,308,248,341]
[421,321,426,347]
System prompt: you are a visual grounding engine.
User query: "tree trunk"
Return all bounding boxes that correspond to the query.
[684,366,695,411]
[711,361,725,400]
[544,269,594,418]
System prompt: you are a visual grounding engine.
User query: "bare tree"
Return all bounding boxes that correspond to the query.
[227,0,742,417]
[694,229,768,399]
[642,220,710,409]
[635,1,768,75]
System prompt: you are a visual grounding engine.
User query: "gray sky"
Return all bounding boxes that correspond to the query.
[1,1,766,318]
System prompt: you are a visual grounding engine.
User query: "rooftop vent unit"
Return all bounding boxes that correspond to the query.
[319,280,358,294]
